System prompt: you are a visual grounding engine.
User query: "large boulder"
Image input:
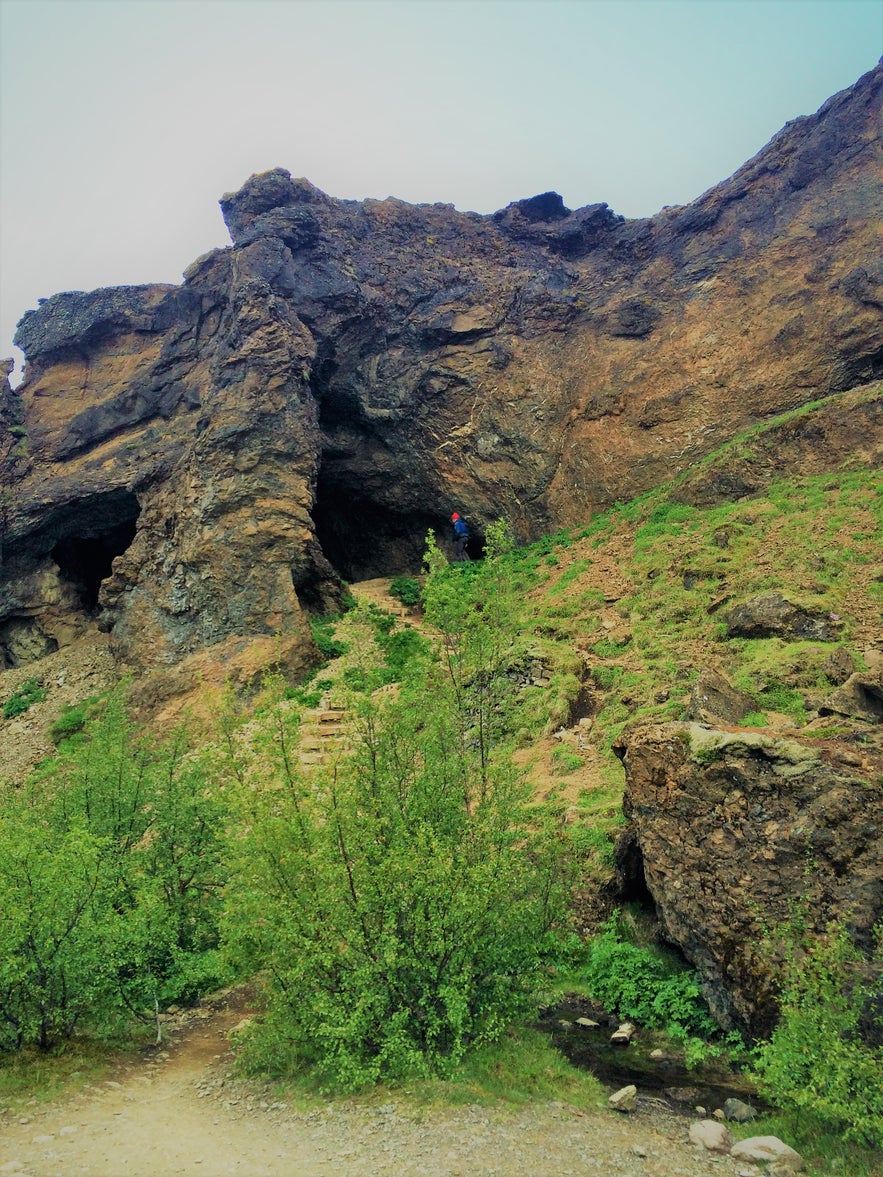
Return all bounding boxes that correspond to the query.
[685,667,757,725]
[614,721,883,1036]
[724,592,842,641]
[821,668,883,723]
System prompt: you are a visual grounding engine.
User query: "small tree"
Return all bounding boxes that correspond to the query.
[0,820,117,1049]
[0,693,230,1050]
[223,524,571,1089]
[754,922,883,1148]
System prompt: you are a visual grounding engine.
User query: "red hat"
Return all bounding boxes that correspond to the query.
[451,513,460,521]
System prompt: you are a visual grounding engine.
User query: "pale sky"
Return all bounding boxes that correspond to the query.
[1,0,880,378]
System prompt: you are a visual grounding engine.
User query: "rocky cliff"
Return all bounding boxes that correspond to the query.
[615,720,883,1037]
[1,63,881,689]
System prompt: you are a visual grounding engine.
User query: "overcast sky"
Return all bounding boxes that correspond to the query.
[1,0,880,378]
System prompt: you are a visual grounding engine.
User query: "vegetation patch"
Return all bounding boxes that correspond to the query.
[3,677,47,719]
[388,575,422,607]
[753,920,883,1150]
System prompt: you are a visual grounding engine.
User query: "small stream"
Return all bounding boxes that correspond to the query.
[538,997,765,1115]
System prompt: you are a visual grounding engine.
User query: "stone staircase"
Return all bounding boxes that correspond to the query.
[293,577,424,770]
[297,703,349,767]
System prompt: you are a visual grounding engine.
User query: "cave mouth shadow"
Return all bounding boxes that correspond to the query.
[50,491,141,614]
[312,485,446,585]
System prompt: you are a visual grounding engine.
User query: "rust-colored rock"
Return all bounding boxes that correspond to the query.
[685,667,757,725]
[1,64,881,686]
[614,721,883,1036]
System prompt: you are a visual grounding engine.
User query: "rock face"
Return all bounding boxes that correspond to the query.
[1,64,881,681]
[724,592,843,642]
[614,722,883,1036]
[684,668,756,725]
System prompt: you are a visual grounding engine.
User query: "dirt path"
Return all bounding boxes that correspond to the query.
[0,993,756,1177]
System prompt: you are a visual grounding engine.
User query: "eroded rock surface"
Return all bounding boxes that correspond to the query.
[614,721,883,1037]
[2,64,881,685]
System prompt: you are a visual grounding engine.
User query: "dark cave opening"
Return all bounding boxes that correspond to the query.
[312,480,441,584]
[613,828,656,912]
[50,493,141,614]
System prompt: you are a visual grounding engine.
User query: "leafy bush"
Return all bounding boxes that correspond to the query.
[381,626,428,681]
[49,696,101,745]
[0,695,231,1050]
[753,923,883,1148]
[582,914,717,1038]
[223,522,571,1091]
[0,822,117,1049]
[389,576,422,607]
[3,678,47,719]
[309,616,349,660]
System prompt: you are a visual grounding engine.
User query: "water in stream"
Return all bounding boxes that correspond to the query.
[539,996,765,1116]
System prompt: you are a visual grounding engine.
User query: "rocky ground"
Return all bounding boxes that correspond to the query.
[0,632,117,785]
[0,988,776,1177]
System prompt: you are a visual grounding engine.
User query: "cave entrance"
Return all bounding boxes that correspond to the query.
[312,481,440,584]
[50,491,141,614]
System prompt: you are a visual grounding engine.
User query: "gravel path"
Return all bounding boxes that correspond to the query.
[0,993,757,1177]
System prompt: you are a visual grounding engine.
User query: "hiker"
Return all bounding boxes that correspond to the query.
[451,512,470,561]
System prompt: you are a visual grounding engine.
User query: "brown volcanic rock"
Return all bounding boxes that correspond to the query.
[1,64,881,680]
[614,721,883,1036]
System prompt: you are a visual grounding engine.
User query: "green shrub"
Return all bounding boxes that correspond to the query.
[381,626,428,681]
[582,914,717,1038]
[753,923,883,1148]
[342,666,371,692]
[0,695,231,1050]
[223,523,571,1091]
[389,576,422,608]
[49,696,102,745]
[3,678,47,719]
[309,616,349,660]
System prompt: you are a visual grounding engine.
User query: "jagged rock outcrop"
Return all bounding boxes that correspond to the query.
[614,721,883,1037]
[1,64,881,683]
[724,592,843,641]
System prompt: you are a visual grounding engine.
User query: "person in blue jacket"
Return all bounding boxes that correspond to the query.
[450,512,470,561]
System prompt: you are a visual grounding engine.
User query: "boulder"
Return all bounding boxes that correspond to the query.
[689,1120,732,1152]
[821,668,883,723]
[610,1022,635,1046]
[724,593,842,641]
[822,647,856,685]
[730,1136,804,1170]
[614,721,883,1035]
[685,667,757,725]
[723,1097,758,1122]
[608,1085,637,1113]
